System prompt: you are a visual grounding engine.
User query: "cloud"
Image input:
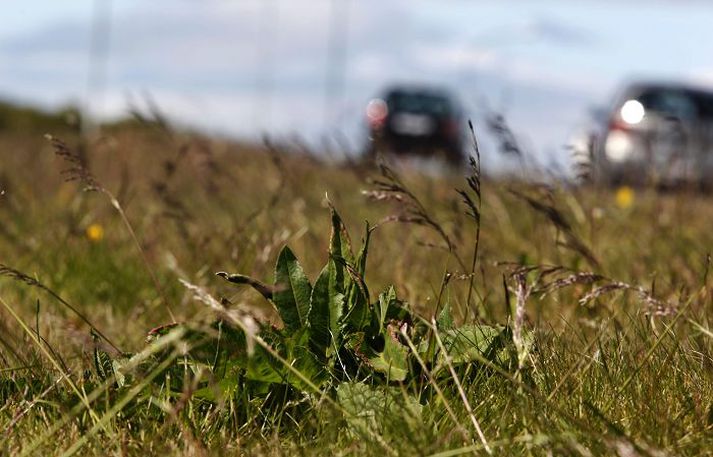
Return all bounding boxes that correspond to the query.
[2,0,712,169]
[526,17,598,46]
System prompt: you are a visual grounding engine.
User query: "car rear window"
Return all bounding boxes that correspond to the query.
[386,92,452,116]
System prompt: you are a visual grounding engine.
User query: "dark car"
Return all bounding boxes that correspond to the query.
[363,86,465,165]
[585,81,713,187]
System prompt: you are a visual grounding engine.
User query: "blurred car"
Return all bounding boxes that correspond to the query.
[584,81,713,187]
[363,85,465,165]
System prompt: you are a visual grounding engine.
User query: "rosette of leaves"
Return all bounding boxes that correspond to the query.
[100,206,532,408]
[217,206,414,386]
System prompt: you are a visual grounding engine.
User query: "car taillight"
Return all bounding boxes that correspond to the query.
[608,119,632,132]
[366,98,388,128]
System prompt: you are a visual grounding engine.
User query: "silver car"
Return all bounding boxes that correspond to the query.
[587,82,713,187]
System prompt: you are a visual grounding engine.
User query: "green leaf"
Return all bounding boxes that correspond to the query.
[322,205,373,333]
[327,206,348,298]
[216,272,273,301]
[337,382,422,438]
[232,328,288,385]
[274,246,312,331]
[329,204,355,266]
[308,265,332,356]
[436,302,455,330]
[344,221,377,331]
[355,220,372,277]
[376,286,397,332]
[245,348,288,384]
[323,206,350,345]
[426,324,528,374]
[367,333,409,381]
[441,325,505,364]
[192,374,242,402]
[284,328,328,389]
[327,260,346,350]
[308,264,344,357]
[93,346,114,383]
[342,261,371,331]
[111,356,132,388]
[244,328,326,390]
[91,330,115,385]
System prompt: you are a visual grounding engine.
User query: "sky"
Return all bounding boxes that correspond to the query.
[1,0,712,169]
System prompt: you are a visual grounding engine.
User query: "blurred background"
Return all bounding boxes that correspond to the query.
[2,0,712,171]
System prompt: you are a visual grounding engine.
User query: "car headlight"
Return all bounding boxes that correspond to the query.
[605,130,633,162]
[620,99,645,125]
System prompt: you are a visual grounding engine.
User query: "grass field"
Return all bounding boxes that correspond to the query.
[1,118,712,456]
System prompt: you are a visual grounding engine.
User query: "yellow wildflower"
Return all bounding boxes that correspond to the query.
[86,223,104,242]
[615,186,634,209]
